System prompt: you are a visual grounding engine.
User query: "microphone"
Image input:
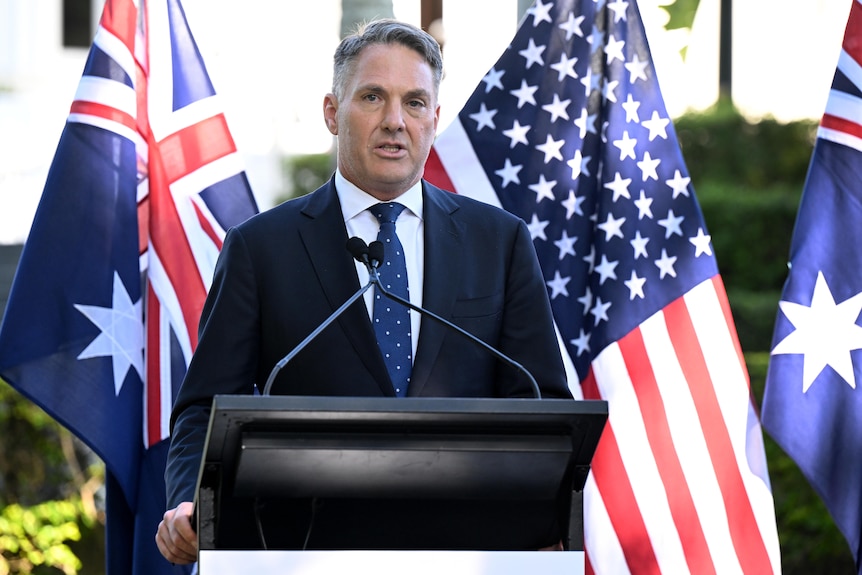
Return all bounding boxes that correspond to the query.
[263,237,542,399]
[261,237,377,395]
[346,236,369,265]
[365,240,542,399]
[368,240,384,271]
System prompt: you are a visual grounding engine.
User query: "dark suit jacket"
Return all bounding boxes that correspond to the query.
[166,178,571,511]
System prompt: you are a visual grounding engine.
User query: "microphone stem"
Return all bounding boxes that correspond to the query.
[262,248,542,400]
[370,270,543,399]
[262,281,375,396]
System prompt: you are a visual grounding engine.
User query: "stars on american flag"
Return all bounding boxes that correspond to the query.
[430,1,781,570]
[458,0,717,377]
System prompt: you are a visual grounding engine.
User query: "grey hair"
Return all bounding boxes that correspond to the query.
[332,19,443,100]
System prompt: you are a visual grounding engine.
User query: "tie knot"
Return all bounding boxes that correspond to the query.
[372,202,407,225]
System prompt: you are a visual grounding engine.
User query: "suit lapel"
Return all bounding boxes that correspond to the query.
[297,180,393,395]
[409,184,462,396]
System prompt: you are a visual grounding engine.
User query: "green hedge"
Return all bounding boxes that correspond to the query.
[675,102,817,188]
[726,287,782,352]
[697,182,800,291]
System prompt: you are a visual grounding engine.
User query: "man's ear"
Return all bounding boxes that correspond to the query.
[323,93,338,135]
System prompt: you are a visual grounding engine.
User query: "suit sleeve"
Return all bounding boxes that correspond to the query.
[498,219,572,399]
[165,227,261,507]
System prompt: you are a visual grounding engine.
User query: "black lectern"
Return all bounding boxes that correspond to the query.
[195,395,607,552]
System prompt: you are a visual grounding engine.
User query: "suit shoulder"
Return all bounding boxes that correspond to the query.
[424,182,523,225]
[231,185,327,242]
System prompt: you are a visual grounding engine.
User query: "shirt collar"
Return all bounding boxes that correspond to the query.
[335,170,424,223]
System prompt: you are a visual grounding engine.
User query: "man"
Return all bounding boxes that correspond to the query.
[156,19,571,564]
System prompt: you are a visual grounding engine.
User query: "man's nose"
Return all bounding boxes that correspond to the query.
[380,102,406,131]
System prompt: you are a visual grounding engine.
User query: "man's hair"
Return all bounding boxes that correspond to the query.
[332,19,443,100]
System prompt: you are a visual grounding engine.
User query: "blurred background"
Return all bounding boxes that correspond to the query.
[0,0,856,572]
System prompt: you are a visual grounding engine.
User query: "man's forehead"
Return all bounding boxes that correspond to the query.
[347,45,438,94]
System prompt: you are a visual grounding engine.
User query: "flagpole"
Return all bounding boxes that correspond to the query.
[719,0,733,101]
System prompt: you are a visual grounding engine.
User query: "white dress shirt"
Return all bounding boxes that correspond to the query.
[335,170,424,364]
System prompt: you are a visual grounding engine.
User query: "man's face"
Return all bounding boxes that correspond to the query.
[324,43,440,201]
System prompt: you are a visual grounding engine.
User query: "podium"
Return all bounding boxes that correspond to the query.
[194,395,606,561]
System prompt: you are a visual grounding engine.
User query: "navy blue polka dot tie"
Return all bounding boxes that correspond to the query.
[371,202,412,397]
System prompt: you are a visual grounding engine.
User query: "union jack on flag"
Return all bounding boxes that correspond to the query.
[763,0,862,571]
[425,0,781,572]
[0,0,257,573]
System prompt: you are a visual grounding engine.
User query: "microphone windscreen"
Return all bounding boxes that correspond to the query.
[368,241,385,267]
[346,236,369,262]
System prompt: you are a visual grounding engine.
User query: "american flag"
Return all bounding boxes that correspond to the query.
[763,0,862,570]
[425,0,780,572]
[0,0,257,573]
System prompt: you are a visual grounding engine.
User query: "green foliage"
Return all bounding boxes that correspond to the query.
[697,181,800,291]
[0,500,88,575]
[676,102,817,188]
[0,381,104,575]
[0,383,71,507]
[726,287,782,352]
[658,0,701,59]
[662,0,700,31]
[279,153,334,204]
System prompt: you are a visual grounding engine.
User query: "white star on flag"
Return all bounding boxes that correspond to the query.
[772,271,862,392]
[75,271,144,395]
[689,228,713,257]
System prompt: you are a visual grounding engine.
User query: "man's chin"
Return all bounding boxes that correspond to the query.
[366,174,422,200]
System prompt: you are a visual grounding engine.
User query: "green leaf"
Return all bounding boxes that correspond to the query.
[663,0,701,30]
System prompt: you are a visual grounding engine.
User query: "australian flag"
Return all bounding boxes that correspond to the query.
[0,0,257,573]
[763,0,862,571]
[426,0,780,572]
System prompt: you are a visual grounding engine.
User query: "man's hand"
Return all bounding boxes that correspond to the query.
[156,501,198,564]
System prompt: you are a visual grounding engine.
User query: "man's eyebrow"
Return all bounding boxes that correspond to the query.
[403,88,432,101]
[356,84,432,101]
[358,83,386,94]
